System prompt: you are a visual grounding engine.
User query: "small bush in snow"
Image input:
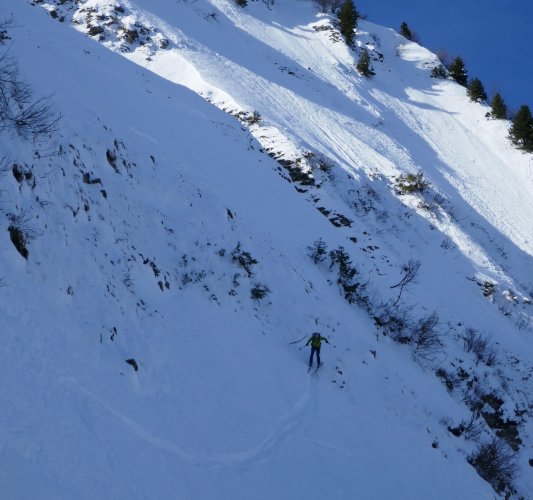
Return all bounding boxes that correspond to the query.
[390,259,421,306]
[303,151,334,176]
[231,243,258,277]
[329,246,361,304]
[372,292,443,367]
[394,172,429,194]
[7,210,41,260]
[462,415,484,441]
[448,412,484,440]
[318,158,334,173]
[484,345,499,367]
[250,283,270,301]
[247,111,261,125]
[356,48,374,77]
[463,328,499,366]
[411,311,442,362]
[436,367,455,391]
[430,64,447,79]
[468,438,517,494]
[235,0,247,7]
[0,50,60,139]
[373,302,413,342]
[307,238,328,264]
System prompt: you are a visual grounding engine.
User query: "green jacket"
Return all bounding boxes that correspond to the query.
[306,334,329,349]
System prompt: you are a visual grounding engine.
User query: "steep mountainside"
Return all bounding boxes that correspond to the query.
[1,1,532,498]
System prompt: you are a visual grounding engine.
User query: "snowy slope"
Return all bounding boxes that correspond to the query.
[1,1,532,499]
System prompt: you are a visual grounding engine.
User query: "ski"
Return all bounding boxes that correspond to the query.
[308,363,322,374]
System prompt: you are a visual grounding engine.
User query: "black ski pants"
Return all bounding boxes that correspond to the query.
[309,346,321,367]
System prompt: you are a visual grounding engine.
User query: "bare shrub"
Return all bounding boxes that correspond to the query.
[463,415,484,441]
[468,438,517,494]
[484,348,499,367]
[514,312,530,331]
[390,259,421,306]
[231,243,257,277]
[0,50,60,139]
[7,209,41,259]
[373,302,413,343]
[463,328,499,366]
[448,412,484,440]
[436,367,455,391]
[411,311,442,362]
[8,210,41,239]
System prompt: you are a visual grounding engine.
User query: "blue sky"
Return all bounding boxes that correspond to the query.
[359,0,533,113]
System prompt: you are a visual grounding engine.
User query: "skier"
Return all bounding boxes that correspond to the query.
[306,332,329,368]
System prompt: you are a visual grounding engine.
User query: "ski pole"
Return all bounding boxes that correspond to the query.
[288,335,306,345]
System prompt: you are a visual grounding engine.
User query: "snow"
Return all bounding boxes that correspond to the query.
[1,1,532,499]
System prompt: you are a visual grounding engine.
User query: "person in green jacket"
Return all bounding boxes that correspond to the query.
[306,332,329,367]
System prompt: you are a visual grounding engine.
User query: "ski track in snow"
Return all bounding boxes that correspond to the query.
[78,373,318,469]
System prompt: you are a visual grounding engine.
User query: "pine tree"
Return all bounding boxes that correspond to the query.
[308,238,328,264]
[491,93,507,119]
[356,48,374,77]
[235,0,247,6]
[329,246,360,304]
[430,64,447,79]
[467,78,487,102]
[338,0,358,46]
[448,56,468,86]
[509,105,533,152]
[400,22,412,40]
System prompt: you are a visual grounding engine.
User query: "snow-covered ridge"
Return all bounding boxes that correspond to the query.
[1,0,532,498]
